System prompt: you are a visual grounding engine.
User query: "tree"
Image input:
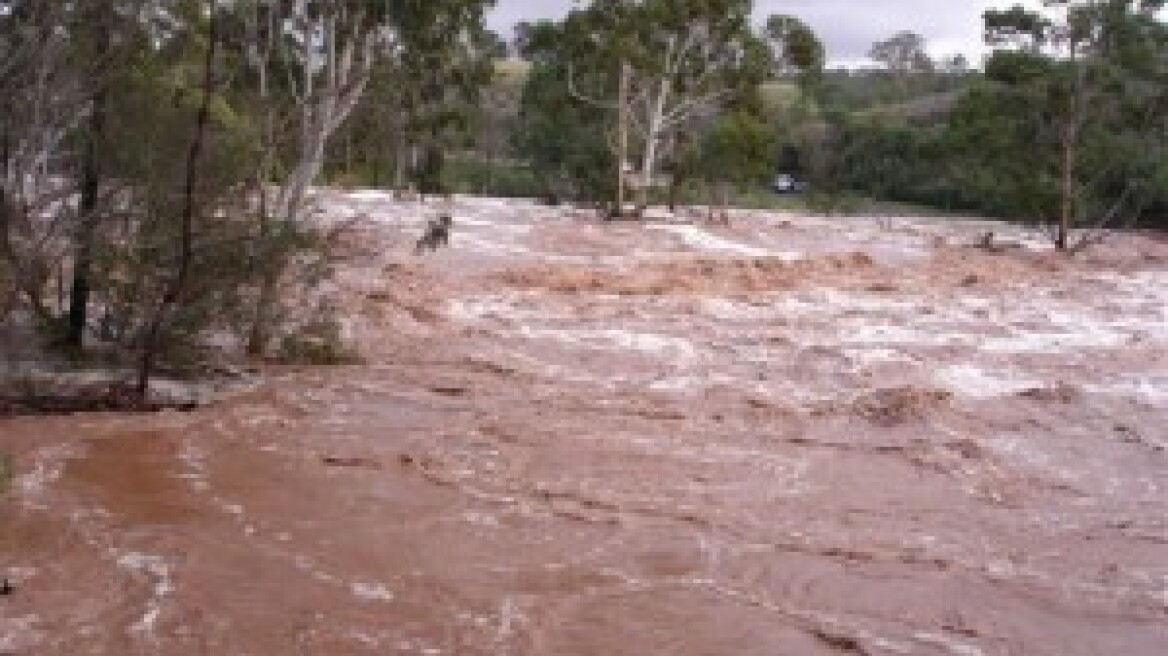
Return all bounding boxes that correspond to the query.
[564,0,772,209]
[762,14,825,91]
[693,107,777,220]
[0,0,166,347]
[2,0,386,395]
[233,0,393,355]
[1,1,96,328]
[981,0,1168,249]
[513,20,615,203]
[868,31,934,99]
[135,0,222,394]
[382,0,500,195]
[63,0,153,352]
[869,31,934,76]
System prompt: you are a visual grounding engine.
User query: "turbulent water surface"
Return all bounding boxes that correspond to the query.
[2,194,1167,655]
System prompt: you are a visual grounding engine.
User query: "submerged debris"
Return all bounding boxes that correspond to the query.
[321,456,381,469]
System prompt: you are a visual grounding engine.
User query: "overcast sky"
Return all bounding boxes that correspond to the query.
[487,1,1043,66]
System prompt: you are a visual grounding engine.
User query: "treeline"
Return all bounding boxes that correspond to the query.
[497,0,1167,242]
[826,1,1168,243]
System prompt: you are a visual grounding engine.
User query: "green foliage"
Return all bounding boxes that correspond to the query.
[695,110,777,186]
[822,3,1168,230]
[1,0,407,388]
[803,191,864,216]
[512,21,616,202]
[335,0,500,194]
[442,158,543,199]
[511,0,800,207]
[649,179,804,211]
[970,1,1167,229]
[763,14,825,94]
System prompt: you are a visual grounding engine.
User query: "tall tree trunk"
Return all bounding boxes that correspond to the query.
[137,4,218,396]
[639,135,657,209]
[393,144,406,190]
[246,99,279,357]
[246,181,275,357]
[64,86,107,351]
[637,76,670,209]
[667,168,685,212]
[247,269,279,357]
[248,121,327,357]
[614,60,630,218]
[1058,124,1074,251]
[1057,40,1083,253]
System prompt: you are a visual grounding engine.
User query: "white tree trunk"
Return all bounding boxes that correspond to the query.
[638,76,671,204]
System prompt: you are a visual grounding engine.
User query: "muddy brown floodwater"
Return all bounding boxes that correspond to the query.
[3,194,1167,655]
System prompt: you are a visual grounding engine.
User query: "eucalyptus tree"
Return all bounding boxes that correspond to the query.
[513,19,615,202]
[235,0,390,225]
[378,0,500,194]
[1,1,89,322]
[763,14,825,92]
[867,30,935,102]
[979,0,1168,249]
[564,0,773,208]
[0,0,159,341]
[230,0,395,354]
[62,0,169,351]
[868,31,933,76]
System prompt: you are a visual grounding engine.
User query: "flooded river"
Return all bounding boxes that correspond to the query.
[2,195,1166,654]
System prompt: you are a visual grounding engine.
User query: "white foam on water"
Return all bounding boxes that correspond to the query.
[351,581,395,603]
[517,326,699,361]
[462,510,501,527]
[503,350,619,387]
[16,444,79,507]
[936,364,1043,399]
[0,615,46,653]
[176,441,209,490]
[115,551,175,638]
[651,223,776,257]
[700,296,789,321]
[913,632,986,656]
[648,373,729,393]
[453,234,534,257]
[842,347,920,366]
[818,288,926,313]
[445,295,540,323]
[845,322,965,348]
[455,214,532,231]
[980,323,1127,354]
[344,190,398,202]
[1087,376,1168,404]
[495,596,526,643]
